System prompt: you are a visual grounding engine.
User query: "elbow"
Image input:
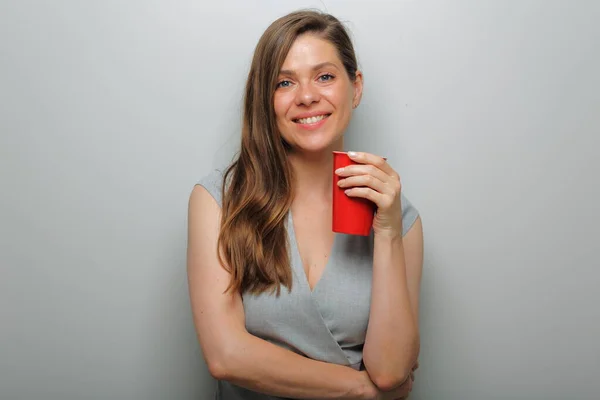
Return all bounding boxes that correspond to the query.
[369,337,420,391]
[370,371,411,393]
[206,356,229,381]
[200,328,248,381]
[204,342,236,381]
[370,360,414,392]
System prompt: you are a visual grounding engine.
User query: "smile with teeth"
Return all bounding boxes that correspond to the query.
[294,114,330,124]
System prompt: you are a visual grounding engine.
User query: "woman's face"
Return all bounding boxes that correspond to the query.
[273,34,363,154]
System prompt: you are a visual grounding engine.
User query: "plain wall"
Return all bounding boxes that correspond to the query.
[1,0,599,399]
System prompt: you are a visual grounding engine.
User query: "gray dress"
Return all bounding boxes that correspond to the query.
[197,168,419,400]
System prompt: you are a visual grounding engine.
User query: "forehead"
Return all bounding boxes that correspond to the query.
[280,34,342,71]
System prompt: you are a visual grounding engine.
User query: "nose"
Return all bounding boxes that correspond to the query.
[295,81,320,106]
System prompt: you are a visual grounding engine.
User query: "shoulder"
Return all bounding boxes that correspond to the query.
[195,167,229,207]
[188,168,229,243]
[400,192,420,237]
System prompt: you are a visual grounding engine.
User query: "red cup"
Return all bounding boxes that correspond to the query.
[332,151,376,236]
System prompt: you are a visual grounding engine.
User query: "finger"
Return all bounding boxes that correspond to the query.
[347,151,396,175]
[344,186,385,206]
[335,163,392,184]
[336,164,401,198]
[337,174,393,196]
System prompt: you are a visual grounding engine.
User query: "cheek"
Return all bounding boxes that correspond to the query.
[273,99,284,120]
[273,94,293,141]
[324,85,353,110]
[273,93,292,121]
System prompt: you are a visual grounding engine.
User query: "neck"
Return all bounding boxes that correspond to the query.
[288,139,344,204]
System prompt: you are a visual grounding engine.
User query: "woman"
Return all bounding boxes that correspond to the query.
[187,9,424,400]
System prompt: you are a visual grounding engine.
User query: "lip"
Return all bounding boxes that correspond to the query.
[293,113,331,131]
[292,111,332,120]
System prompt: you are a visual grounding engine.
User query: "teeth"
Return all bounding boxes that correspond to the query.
[297,114,327,124]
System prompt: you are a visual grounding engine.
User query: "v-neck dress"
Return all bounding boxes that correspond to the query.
[197,168,419,400]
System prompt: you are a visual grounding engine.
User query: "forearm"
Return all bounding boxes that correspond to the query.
[362,233,420,390]
[215,331,375,400]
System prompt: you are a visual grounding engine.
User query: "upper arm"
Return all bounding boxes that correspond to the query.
[402,216,424,329]
[187,184,246,375]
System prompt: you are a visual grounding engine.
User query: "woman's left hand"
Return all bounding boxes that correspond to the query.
[335,151,403,238]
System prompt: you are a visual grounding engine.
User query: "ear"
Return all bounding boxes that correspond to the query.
[352,70,364,109]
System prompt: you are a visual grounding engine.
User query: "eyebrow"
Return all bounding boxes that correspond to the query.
[279,62,340,76]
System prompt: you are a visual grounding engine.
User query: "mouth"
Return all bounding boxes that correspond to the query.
[293,113,331,125]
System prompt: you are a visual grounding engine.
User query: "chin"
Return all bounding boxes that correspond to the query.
[281,121,343,153]
[291,135,341,154]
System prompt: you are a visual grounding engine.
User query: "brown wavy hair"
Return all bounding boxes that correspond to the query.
[217,10,359,296]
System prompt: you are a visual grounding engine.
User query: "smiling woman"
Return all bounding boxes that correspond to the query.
[187,9,423,400]
[274,35,361,150]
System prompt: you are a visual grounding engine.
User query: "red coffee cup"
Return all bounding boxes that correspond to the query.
[332,151,376,236]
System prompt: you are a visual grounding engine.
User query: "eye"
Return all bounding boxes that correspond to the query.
[318,74,335,82]
[276,80,292,89]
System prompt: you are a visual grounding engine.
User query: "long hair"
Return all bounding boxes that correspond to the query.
[217,10,359,296]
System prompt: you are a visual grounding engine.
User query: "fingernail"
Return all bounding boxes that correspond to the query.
[348,151,357,157]
[335,167,344,174]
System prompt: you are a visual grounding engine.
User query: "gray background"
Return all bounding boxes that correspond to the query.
[1,0,599,399]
